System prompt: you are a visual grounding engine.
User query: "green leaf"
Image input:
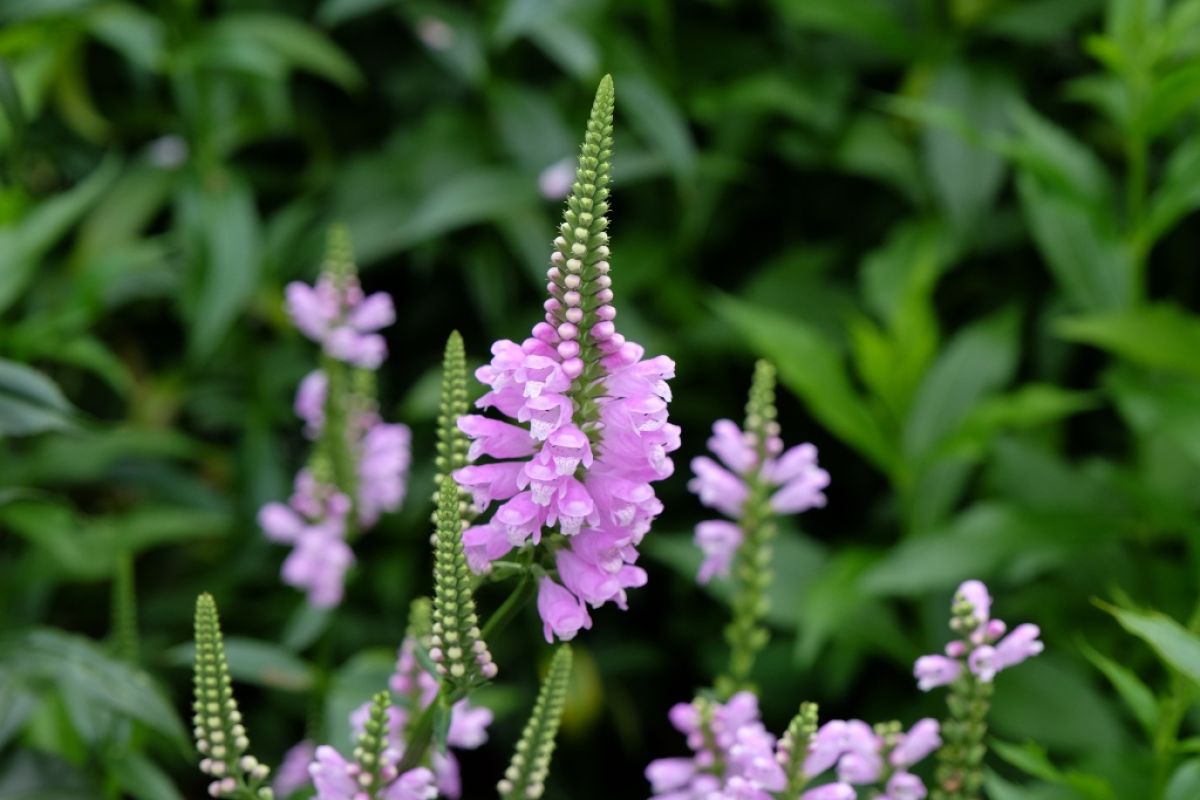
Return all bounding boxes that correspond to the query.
[183,176,262,361]
[770,0,913,59]
[714,294,897,474]
[1100,603,1200,685]
[1016,172,1132,311]
[1167,760,1200,800]
[618,74,696,183]
[0,158,120,314]
[109,753,184,800]
[903,309,1020,461]
[1057,303,1200,378]
[991,739,1118,799]
[980,0,1105,43]
[348,169,537,265]
[922,62,1013,235]
[1140,61,1200,136]
[85,3,165,72]
[934,384,1098,460]
[168,637,314,691]
[1144,136,1200,247]
[0,629,188,750]
[0,359,76,436]
[0,56,26,144]
[1079,641,1158,735]
[211,12,362,90]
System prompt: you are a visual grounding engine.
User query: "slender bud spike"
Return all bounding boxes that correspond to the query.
[431,476,496,688]
[354,692,393,792]
[193,594,269,796]
[498,646,573,800]
[435,331,473,513]
[779,701,820,793]
[547,75,617,413]
[717,360,781,699]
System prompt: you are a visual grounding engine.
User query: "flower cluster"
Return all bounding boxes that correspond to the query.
[292,636,492,800]
[914,580,1044,692]
[689,419,829,585]
[646,693,939,800]
[258,229,411,607]
[804,718,941,800]
[454,76,679,642]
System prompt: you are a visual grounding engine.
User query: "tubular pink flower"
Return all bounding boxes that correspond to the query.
[695,520,743,584]
[890,719,941,768]
[537,577,592,642]
[884,772,927,800]
[274,740,316,798]
[801,784,857,800]
[914,655,963,692]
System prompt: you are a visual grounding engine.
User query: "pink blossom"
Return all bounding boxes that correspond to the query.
[914,655,964,692]
[273,740,315,797]
[801,784,857,800]
[890,719,941,768]
[695,520,743,584]
[538,577,592,642]
[884,772,927,800]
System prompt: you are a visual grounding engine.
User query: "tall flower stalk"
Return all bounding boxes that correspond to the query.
[258,226,412,608]
[688,360,829,695]
[914,581,1044,799]
[454,75,679,641]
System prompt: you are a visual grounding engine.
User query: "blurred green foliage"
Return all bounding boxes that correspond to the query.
[4,0,1200,797]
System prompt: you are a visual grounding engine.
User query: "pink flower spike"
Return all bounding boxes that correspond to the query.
[458,416,535,461]
[645,758,695,793]
[461,524,514,574]
[537,577,591,642]
[805,720,849,776]
[259,502,304,543]
[547,425,594,475]
[769,465,830,514]
[914,655,963,692]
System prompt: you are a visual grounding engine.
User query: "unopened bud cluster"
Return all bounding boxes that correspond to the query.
[497,646,573,800]
[430,476,497,686]
[192,594,272,799]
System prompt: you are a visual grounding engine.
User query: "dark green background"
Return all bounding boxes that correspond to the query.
[3,0,1200,797]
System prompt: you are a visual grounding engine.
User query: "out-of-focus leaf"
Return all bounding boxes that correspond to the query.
[109,753,183,800]
[349,169,537,264]
[833,114,924,204]
[0,679,36,750]
[1140,62,1200,136]
[1144,136,1200,247]
[1016,172,1132,311]
[0,501,228,579]
[862,503,1119,596]
[0,358,76,436]
[490,83,573,170]
[1167,760,1200,800]
[0,629,188,749]
[770,0,912,58]
[317,0,395,25]
[85,3,165,72]
[0,749,102,800]
[184,176,262,361]
[991,739,1118,799]
[527,19,600,79]
[1079,641,1158,735]
[992,655,1127,755]
[981,0,1104,42]
[1057,303,1200,378]
[934,385,1097,460]
[1100,603,1200,685]
[210,12,362,89]
[618,74,696,183]
[76,165,175,257]
[282,603,334,652]
[1108,368,1200,466]
[904,310,1020,461]
[715,294,897,474]
[0,158,120,314]
[0,56,25,143]
[922,62,1013,235]
[168,637,314,691]
[1007,104,1111,205]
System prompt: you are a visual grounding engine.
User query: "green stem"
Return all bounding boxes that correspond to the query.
[110,550,139,664]
[482,573,535,641]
